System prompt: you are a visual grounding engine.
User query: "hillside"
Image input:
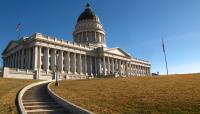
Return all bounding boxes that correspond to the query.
[51,74,200,114]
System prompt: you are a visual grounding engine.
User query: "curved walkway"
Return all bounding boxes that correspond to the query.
[22,82,70,114]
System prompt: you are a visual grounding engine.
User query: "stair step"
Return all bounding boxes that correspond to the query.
[26,108,67,113]
[22,83,69,113]
[23,99,52,102]
[25,105,63,110]
[23,101,57,106]
[24,104,60,108]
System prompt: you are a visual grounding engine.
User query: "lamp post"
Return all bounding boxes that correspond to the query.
[55,52,59,86]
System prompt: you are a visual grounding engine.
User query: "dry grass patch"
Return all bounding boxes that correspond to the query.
[51,74,200,114]
[0,78,38,114]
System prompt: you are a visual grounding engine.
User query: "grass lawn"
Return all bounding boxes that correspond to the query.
[0,78,38,114]
[51,74,200,114]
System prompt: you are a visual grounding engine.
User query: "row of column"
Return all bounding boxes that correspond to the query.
[100,56,151,76]
[3,46,151,76]
[74,31,105,44]
[38,47,96,76]
[4,47,34,69]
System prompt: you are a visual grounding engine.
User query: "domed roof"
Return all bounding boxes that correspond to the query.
[77,3,99,22]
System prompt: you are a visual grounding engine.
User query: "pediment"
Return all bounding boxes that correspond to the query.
[105,48,132,57]
[2,41,18,55]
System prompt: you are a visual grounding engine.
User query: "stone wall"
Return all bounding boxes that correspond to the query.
[3,67,34,79]
[2,67,90,80]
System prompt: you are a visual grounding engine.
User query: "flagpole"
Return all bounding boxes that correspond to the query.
[164,49,168,75]
[162,39,169,75]
[16,23,21,39]
[18,30,21,39]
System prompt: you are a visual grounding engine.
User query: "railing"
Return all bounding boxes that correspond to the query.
[35,33,93,50]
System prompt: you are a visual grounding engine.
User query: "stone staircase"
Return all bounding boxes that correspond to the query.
[22,83,70,114]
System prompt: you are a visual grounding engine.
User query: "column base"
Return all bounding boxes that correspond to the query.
[67,71,71,74]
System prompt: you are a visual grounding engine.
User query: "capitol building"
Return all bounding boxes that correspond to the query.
[2,4,151,80]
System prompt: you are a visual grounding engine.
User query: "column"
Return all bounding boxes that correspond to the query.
[148,67,151,76]
[13,54,15,68]
[84,55,87,75]
[130,63,133,76]
[28,48,32,69]
[10,55,12,68]
[128,62,131,76]
[15,52,18,68]
[139,66,142,76]
[51,49,56,71]
[107,57,110,75]
[77,54,80,74]
[72,53,76,74]
[63,52,67,72]
[80,54,82,74]
[77,54,82,74]
[90,56,93,75]
[17,51,20,68]
[37,46,41,69]
[94,57,97,76]
[67,52,70,73]
[97,57,101,75]
[119,60,122,76]
[58,50,63,72]
[114,59,117,72]
[14,53,16,68]
[25,49,28,69]
[8,57,10,67]
[33,46,38,70]
[7,56,9,67]
[21,49,24,69]
[111,58,114,74]
[8,56,10,67]
[44,47,49,71]
[125,61,128,76]
[146,67,148,76]
[121,61,124,75]
[103,56,106,75]
[141,67,144,76]
[13,53,15,68]
[17,52,19,68]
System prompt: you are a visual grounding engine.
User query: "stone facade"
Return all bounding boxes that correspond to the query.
[1,4,151,80]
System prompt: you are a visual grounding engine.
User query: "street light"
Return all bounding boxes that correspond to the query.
[54,52,59,86]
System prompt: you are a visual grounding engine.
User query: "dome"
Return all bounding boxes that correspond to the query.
[77,3,99,22]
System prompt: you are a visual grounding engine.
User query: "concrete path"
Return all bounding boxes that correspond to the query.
[22,83,70,114]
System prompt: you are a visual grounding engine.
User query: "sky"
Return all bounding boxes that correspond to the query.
[0,0,200,74]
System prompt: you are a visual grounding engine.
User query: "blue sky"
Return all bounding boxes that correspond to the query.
[0,0,200,74]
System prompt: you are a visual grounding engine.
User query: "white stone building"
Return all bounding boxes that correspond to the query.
[2,4,151,80]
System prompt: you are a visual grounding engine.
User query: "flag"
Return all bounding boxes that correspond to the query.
[16,23,21,32]
[162,39,165,53]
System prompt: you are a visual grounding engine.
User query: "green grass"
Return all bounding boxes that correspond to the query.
[51,74,200,114]
[0,78,38,114]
